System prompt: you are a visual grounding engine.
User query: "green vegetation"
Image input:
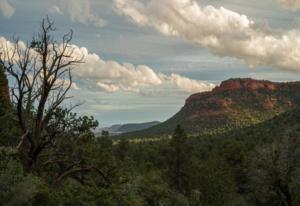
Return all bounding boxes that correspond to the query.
[0,19,300,206]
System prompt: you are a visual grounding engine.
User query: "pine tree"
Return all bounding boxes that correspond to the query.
[168,125,191,195]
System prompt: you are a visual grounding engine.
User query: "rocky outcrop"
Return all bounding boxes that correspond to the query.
[0,67,10,103]
[212,78,278,93]
[126,78,300,137]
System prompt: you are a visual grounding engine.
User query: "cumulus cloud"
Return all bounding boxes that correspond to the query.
[57,0,107,27]
[0,36,27,61]
[279,0,300,10]
[0,36,214,94]
[55,78,80,90]
[0,37,79,91]
[70,45,214,93]
[0,0,15,18]
[48,5,62,15]
[164,74,215,93]
[115,0,300,71]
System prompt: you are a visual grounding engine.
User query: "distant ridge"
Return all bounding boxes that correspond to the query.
[121,78,300,138]
[100,121,161,136]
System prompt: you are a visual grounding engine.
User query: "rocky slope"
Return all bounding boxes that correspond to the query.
[121,78,300,138]
[0,66,10,105]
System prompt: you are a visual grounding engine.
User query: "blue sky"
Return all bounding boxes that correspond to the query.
[1,0,300,126]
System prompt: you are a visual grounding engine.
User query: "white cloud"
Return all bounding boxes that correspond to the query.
[0,0,15,18]
[48,5,62,14]
[115,0,300,71]
[55,78,80,90]
[71,45,214,93]
[59,0,107,27]
[0,36,214,95]
[0,37,80,90]
[279,0,300,10]
[165,74,215,93]
[0,36,27,61]
[97,82,119,92]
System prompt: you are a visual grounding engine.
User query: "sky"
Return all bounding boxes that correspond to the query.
[0,0,300,126]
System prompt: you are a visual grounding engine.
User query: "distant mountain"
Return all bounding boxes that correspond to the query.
[121,78,300,138]
[100,121,161,136]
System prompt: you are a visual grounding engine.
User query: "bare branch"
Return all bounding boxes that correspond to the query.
[1,17,84,168]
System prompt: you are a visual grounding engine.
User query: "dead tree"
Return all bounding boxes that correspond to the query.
[0,17,83,167]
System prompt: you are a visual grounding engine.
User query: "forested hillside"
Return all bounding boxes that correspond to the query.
[122,78,300,138]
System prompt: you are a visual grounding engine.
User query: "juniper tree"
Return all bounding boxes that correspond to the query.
[168,125,191,195]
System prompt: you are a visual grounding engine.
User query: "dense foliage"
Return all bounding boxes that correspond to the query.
[1,103,300,205]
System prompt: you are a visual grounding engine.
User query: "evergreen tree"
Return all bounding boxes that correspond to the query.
[168,125,191,195]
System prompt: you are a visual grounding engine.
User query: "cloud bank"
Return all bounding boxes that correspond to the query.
[279,0,300,10]
[115,0,300,71]
[0,0,15,18]
[66,0,106,27]
[0,36,214,95]
[71,45,214,94]
[50,0,106,27]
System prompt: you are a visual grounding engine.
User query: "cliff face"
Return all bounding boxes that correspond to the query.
[181,78,300,124]
[124,78,300,137]
[0,66,10,104]
[185,78,300,111]
[212,78,278,93]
